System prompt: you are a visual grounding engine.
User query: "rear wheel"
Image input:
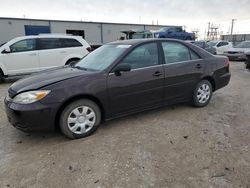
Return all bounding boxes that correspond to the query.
[65,58,80,66]
[192,80,213,107]
[60,99,101,139]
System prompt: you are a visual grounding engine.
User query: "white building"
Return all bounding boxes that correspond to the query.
[0,17,181,45]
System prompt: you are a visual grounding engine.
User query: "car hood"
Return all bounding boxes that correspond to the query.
[9,66,91,95]
[226,47,250,52]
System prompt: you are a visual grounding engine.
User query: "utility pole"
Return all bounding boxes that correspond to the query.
[230,19,236,35]
[207,22,211,40]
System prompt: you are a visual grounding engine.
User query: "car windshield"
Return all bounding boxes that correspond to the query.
[159,28,168,32]
[207,41,217,47]
[131,33,145,39]
[75,44,130,71]
[235,41,250,48]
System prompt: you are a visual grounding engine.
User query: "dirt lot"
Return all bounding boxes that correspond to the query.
[0,61,249,188]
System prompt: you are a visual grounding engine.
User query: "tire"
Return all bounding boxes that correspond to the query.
[0,70,4,83]
[59,99,101,139]
[192,80,213,107]
[66,59,80,66]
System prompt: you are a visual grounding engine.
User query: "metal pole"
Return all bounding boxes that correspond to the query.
[230,19,236,35]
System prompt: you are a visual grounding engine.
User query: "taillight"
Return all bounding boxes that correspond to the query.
[226,57,230,68]
[86,47,92,52]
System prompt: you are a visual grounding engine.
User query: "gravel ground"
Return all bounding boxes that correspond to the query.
[0,61,249,188]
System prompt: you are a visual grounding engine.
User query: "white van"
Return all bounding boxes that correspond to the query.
[0,35,91,81]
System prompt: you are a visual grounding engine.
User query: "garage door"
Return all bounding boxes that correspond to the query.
[25,25,51,35]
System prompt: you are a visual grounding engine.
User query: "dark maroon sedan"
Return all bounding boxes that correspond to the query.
[4,39,231,139]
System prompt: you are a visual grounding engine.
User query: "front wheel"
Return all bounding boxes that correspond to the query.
[60,99,101,139]
[0,71,4,83]
[192,80,213,107]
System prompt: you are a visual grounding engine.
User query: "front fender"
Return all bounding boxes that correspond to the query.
[0,62,8,75]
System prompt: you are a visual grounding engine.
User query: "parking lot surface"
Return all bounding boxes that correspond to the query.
[0,62,249,188]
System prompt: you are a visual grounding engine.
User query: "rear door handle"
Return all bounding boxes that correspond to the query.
[60,51,67,53]
[195,64,202,69]
[152,71,163,77]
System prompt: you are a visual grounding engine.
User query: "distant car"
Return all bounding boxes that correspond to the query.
[207,40,232,55]
[121,30,154,40]
[0,35,91,81]
[154,27,195,40]
[245,51,250,70]
[224,41,250,61]
[188,40,216,55]
[5,39,231,139]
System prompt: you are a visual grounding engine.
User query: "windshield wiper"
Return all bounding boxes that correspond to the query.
[73,66,88,71]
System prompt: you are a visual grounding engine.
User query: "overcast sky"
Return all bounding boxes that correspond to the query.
[1,0,250,38]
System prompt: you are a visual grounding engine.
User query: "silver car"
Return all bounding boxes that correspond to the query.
[224,41,250,61]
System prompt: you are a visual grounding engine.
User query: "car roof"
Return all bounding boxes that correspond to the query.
[108,38,188,46]
[12,35,82,41]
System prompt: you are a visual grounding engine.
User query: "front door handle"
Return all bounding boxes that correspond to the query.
[195,64,202,69]
[152,71,163,77]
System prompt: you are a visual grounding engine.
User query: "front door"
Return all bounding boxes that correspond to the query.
[107,42,165,116]
[3,39,40,75]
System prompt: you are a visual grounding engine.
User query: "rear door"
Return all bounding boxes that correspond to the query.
[161,41,205,102]
[107,42,165,115]
[38,38,65,70]
[3,38,40,75]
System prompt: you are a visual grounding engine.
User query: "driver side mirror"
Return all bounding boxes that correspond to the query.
[113,63,131,76]
[2,46,11,54]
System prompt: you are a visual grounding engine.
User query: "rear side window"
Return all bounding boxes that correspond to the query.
[38,38,62,50]
[162,42,190,64]
[10,39,36,53]
[162,42,200,64]
[61,38,82,48]
[190,51,200,60]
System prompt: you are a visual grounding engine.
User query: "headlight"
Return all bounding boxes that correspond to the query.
[13,90,51,104]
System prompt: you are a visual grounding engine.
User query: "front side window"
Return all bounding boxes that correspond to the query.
[217,42,228,47]
[38,38,62,50]
[10,39,36,53]
[162,42,191,64]
[120,43,159,69]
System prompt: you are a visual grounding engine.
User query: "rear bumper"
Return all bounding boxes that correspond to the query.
[4,98,59,132]
[215,72,231,91]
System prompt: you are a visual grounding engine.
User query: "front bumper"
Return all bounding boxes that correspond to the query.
[4,97,59,132]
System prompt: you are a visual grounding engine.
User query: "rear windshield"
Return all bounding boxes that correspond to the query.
[75,44,130,71]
